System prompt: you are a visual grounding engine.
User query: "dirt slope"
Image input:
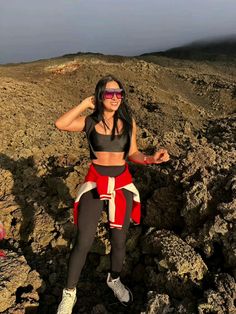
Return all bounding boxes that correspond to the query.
[0,53,235,313]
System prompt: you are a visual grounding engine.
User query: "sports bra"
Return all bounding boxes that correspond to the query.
[84,116,131,159]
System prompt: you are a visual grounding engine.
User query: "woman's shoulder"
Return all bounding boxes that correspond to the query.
[84,115,98,133]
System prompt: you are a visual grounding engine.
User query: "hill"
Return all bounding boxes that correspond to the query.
[0,51,235,313]
[141,35,236,61]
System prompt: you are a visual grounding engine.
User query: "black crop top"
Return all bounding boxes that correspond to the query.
[84,116,131,159]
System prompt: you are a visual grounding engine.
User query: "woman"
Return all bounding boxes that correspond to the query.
[55,75,170,314]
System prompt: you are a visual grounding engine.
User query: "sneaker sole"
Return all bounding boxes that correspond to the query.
[56,296,77,314]
[115,286,133,307]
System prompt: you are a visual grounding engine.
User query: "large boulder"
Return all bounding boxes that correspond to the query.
[198,273,236,314]
[142,229,208,298]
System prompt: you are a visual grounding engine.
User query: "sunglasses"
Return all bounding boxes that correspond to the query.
[103,88,123,99]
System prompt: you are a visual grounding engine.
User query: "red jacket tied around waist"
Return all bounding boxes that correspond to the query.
[73,163,141,229]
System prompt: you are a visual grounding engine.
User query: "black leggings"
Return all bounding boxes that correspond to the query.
[66,164,133,289]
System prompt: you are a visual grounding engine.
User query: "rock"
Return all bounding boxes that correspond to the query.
[126,226,142,252]
[121,248,142,277]
[144,186,182,229]
[180,146,216,184]
[91,303,108,314]
[141,292,173,314]
[182,180,210,227]
[173,297,198,314]
[88,215,111,255]
[65,170,83,198]
[90,236,111,255]
[217,199,236,223]
[198,273,236,314]
[96,255,110,273]
[142,229,208,298]
[0,168,14,196]
[49,272,57,285]
[132,263,145,282]
[30,212,55,252]
[51,234,69,249]
[185,211,235,269]
[0,250,42,313]
[26,269,44,297]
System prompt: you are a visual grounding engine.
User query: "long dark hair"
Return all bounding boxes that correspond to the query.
[90,74,133,140]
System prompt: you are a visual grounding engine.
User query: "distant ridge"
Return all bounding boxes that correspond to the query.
[61,51,104,58]
[141,34,236,61]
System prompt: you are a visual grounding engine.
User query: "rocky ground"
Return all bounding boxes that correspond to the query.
[0,52,235,314]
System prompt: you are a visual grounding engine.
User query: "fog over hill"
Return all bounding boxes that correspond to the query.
[141,35,236,61]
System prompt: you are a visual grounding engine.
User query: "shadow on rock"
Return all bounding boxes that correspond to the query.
[0,153,76,313]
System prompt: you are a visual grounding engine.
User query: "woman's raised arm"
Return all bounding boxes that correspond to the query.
[55,96,95,132]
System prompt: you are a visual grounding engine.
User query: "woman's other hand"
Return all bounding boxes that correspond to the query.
[153,149,170,164]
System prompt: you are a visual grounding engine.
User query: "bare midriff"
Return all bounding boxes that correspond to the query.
[92,151,126,166]
[92,120,126,166]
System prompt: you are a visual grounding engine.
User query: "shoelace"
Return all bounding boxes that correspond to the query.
[65,290,74,297]
[60,291,75,308]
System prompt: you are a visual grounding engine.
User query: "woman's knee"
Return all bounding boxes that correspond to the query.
[73,234,94,253]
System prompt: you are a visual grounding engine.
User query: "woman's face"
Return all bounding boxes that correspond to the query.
[102,81,122,113]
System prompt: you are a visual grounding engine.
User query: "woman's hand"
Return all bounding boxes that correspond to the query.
[81,96,95,110]
[153,148,170,164]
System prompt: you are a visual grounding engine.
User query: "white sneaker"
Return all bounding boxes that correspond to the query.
[106,273,133,306]
[57,288,77,314]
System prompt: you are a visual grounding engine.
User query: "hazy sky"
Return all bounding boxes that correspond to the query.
[0,0,236,64]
